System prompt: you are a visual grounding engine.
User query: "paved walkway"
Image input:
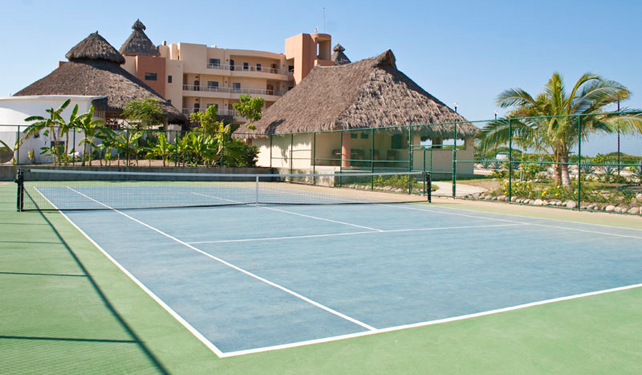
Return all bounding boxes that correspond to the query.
[432,181,487,197]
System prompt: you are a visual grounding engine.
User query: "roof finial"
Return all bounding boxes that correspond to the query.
[132,19,146,31]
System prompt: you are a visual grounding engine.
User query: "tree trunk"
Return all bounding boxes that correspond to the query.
[553,164,562,186]
[560,154,571,187]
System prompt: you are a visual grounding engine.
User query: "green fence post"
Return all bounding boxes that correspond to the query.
[371,128,375,191]
[339,131,343,187]
[72,129,76,165]
[577,115,582,210]
[430,145,433,175]
[312,132,316,185]
[408,123,413,194]
[174,130,179,167]
[126,128,130,166]
[269,134,273,169]
[452,122,457,198]
[508,118,513,203]
[16,126,20,165]
[289,133,294,175]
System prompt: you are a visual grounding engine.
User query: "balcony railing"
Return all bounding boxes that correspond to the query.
[183,108,240,117]
[207,63,287,76]
[183,84,285,96]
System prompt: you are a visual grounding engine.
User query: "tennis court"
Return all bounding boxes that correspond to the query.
[17,169,642,358]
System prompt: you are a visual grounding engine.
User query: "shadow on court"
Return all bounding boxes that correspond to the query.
[0,193,169,374]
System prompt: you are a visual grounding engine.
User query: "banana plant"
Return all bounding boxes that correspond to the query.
[77,106,105,166]
[23,99,70,165]
[144,133,175,167]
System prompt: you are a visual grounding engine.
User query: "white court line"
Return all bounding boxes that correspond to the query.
[395,204,642,241]
[410,201,642,232]
[191,192,384,232]
[67,187,377,334]
[32,187,226,357]
[188,223,525,245]
[220,282,642,357]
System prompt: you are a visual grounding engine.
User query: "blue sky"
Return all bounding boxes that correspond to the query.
[1,0,641,155]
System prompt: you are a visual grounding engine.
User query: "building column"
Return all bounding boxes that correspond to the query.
[341,133,351,168]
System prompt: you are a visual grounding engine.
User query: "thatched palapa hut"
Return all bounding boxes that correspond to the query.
[15,32,184,124]
[119,20,160,57]
[331,44,351,66]
[243,50,478,176]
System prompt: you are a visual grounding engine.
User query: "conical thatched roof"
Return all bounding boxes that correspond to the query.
[119,19,160,57]
[331,44,351,65]
[66,32,125,64]
[244,50,478,139]
[16,32,184,124]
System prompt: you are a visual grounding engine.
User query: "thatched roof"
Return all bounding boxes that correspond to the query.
[66,32,125,64]
[244,50,478,139]
[119,19,160,57]
[16,32,184,124]
[331,44,351,65]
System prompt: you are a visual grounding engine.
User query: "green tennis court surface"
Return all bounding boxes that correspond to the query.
[2,180,641,374]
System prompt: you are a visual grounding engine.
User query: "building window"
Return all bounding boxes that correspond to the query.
[144,73,157,81]
[207,81,219,89]
[233,83,241,90]
[243,62,249,70]
[167,75,172,83]
[256,63,262,71]
[209,58,220,67]
[289,65,294,72]
[230,59,235,71]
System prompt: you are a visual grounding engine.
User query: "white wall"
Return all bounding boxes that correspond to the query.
[0,96,102,164]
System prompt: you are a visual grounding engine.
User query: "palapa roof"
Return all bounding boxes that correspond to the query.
[15,32,184,124]
[245,50,478,139]
[331,44,351,65]
[119,19,160,57]
[66,32,125,64]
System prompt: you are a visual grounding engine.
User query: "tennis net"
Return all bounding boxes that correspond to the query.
[16,169,430,211]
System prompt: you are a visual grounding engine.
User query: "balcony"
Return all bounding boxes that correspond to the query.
[183,108,240,117]
[207,63,287,76]
[183,84,285,96]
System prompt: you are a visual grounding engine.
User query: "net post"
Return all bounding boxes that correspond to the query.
[16,169,24,212]
[255,175,259,204]
[425,171,432,203]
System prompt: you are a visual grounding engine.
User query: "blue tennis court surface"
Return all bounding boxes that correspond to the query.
[42,188,642,357]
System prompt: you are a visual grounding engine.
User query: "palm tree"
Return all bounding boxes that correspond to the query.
[77,106,105,166]
[478,73,642,187]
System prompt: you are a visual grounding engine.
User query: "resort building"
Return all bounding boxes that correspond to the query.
[243,50,478,177]
[1,32,185,164]
[119,20,345,123]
